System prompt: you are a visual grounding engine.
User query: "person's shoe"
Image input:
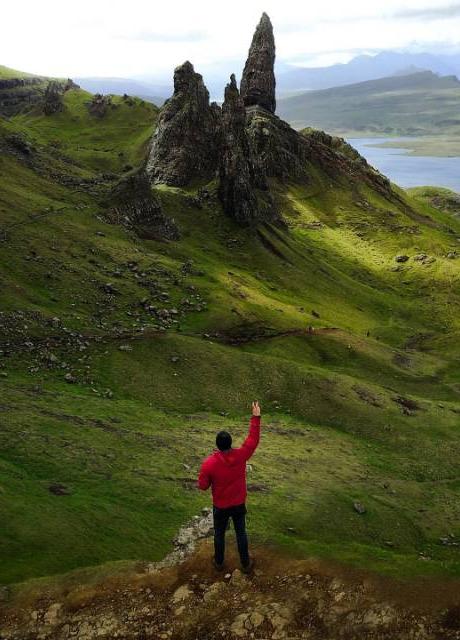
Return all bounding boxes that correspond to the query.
[212,557,225,571]
[241,558,254,574]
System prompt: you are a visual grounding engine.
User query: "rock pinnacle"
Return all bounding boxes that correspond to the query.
[240,12,276,113]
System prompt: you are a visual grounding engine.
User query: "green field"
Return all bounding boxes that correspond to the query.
[1,83,460,587]
[278,70,460,140]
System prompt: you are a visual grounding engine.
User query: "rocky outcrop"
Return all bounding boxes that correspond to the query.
[219,75,280,225]
[218,75,258,225]
[147,13,397,228]
[0,77,77,117]
[43,81,64,115]
[147,61,221,186]
[106,170,179,240]
[240,12,276,114]
[87,93,112,118]
[0,536,455,640]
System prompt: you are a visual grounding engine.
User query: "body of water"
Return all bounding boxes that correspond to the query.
[348,138,460,193]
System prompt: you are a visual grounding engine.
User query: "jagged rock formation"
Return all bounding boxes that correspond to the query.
[43,81,64,115]
[106,170,179,240]
[146,61,221,186]
[240,12,276,114]
[88,93,112,118]
[0,77,77,117]
[218,75,258,225]
[219,75,280,225]
[147,13,396,228]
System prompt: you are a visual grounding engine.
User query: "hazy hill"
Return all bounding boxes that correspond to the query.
[277,70,460,134]
[276,51,460,93]
[75,76,169,106]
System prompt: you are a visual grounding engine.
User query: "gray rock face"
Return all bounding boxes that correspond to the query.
[218,75,281,226]
[218,75,258,225]
[240,12,276,114]
[147,61,221,186]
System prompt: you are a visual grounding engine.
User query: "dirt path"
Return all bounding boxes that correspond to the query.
[1,511,460,640]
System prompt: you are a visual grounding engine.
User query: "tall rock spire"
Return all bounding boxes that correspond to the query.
[240,12,276,113]
[218,74,258,225]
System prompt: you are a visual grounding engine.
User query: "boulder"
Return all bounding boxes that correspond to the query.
[106,170,179,240]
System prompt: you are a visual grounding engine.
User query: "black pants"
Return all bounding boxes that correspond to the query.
[213,503,250,567]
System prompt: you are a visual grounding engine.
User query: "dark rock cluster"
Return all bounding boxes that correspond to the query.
[0,76,77,117]
[146,61,221,186]
[43,81,64,115]
[146,13,394,227]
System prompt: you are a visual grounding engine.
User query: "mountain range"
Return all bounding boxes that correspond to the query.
[73,50,460,104]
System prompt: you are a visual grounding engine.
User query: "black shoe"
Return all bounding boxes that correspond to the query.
[212,558,225,571]
[241,558,254,574]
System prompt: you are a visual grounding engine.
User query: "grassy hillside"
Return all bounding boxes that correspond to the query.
[0,65,39,80]
[1,83,460,587]
[277,71,460,138]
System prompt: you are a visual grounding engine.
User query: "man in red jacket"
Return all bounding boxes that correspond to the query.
[198,401,261,572]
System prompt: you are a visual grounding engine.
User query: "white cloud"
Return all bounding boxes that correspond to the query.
[1,0,459,78]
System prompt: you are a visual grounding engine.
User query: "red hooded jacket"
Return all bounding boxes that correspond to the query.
[198,416,261,508]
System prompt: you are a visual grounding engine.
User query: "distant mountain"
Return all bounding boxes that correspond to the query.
[75,77,171,106]
[276,51,460,94]
[277,70,460,135]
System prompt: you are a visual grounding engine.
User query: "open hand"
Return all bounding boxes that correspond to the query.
[252,401,261,417]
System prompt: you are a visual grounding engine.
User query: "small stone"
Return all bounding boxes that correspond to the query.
[230,569,247,586]
[49,483,70,496]
[172,584,193,604]
[395,255,409,263]
[353,501,366,514]
[44,602,63,626]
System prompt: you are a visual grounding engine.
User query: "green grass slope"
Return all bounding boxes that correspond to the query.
[1,86,460,586]
[0,65,39,80]
[277,70,460,137]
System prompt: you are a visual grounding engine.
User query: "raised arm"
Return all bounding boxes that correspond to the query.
[240,401,261,461]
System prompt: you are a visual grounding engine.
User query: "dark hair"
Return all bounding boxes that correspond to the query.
[216,430,232,451]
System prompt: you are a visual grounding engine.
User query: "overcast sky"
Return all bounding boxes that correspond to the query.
[2,0,460,80]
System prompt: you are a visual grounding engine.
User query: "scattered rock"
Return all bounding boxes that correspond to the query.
[44,602,63,626]
[48,483,71,496]
[395,255,409,263]
[353,501,366,514]
[172,584,193,604]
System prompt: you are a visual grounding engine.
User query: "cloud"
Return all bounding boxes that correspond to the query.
[118,29,208,43]
[393,3,460,19]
